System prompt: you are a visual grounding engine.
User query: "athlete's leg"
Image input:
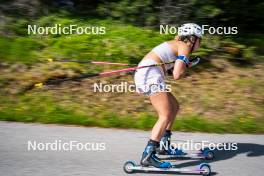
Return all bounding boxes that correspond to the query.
[166,93,179,130]
[158,93,185,155]
[140,92,174,168]
[149,92,176,141]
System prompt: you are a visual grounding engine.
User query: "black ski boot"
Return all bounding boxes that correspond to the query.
[158,130,186,156]
[140,140,171,168]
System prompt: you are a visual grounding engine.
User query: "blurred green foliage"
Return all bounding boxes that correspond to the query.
[0,37,43,62]
[0,13,261,65]
[0,15,172,64]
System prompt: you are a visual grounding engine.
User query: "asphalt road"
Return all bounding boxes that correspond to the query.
[0,121,263,176]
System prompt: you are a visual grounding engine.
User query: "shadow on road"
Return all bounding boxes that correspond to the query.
[174,143,264,168]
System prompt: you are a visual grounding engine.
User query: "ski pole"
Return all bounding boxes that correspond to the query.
[34,60,176,87]
[47,59,137,66]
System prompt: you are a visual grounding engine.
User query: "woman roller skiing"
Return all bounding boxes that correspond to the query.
[134,23,203,168]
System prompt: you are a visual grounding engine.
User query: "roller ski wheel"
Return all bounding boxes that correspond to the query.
[199,148,215,160]
[198,163,211,176]
[123,161,136,174]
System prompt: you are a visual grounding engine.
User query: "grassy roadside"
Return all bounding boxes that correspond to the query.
[0,93,263,133]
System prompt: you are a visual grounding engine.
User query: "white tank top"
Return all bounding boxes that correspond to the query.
[152,42,176,70]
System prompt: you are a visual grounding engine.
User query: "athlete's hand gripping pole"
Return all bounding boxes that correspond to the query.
[176,55,201,68]
[188,56,201,68]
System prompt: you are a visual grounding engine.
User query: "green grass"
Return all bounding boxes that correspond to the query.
[1,13,263,65]
[0,37,43,63]
[0,15,172,64]
[0,93,263,133]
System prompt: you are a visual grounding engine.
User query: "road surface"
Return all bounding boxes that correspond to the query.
[0,121,263,176]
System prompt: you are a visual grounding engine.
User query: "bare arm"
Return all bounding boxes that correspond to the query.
[173,60,186,80]
[173,43,190,80]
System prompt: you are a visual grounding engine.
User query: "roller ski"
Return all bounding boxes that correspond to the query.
[158,147,215,160]
[123,139,211,175]
[157,131,215,160]
[123,161,211,176]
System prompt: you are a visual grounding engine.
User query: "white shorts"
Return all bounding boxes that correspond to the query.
[134,59,167,96]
